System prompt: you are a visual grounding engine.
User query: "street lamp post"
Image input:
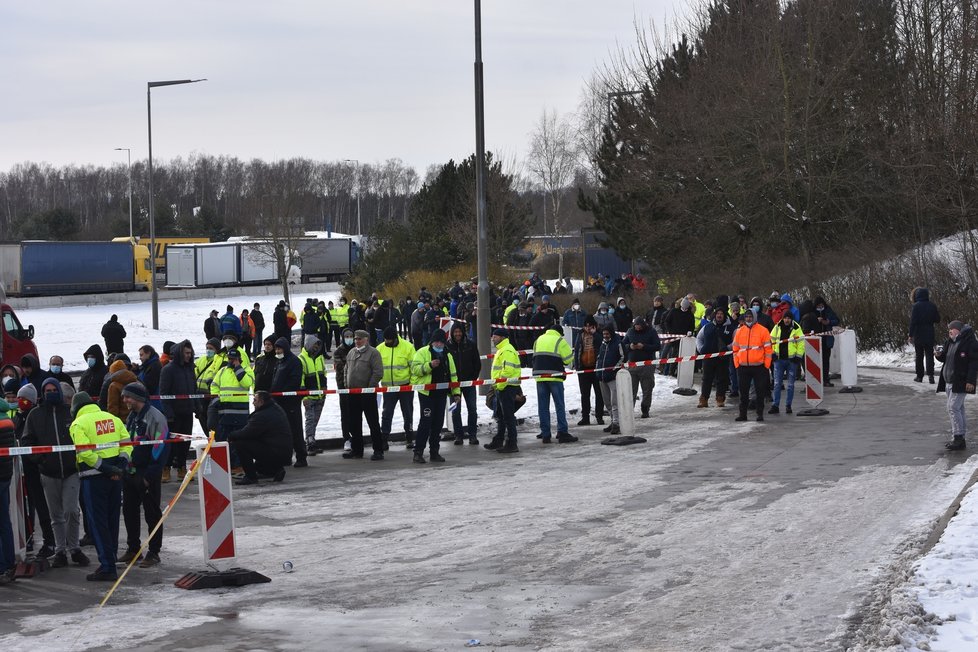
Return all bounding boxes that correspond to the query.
[114,147,133,239]
[147,78,205,330]
[343,159,361,236]
[473,0,490,365]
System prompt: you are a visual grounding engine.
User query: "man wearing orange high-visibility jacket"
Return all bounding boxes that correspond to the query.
[731,308,773,423]
[69,391,130,582]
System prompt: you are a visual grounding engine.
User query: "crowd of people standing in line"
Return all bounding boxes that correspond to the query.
[2,281,975,585]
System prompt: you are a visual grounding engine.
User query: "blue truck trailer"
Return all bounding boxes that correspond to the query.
[0,241,150,296]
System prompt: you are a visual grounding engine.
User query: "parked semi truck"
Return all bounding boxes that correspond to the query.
[293,238,356,282]
[165,241,301,288]
[0,241,152,296]
[112,235,210,272]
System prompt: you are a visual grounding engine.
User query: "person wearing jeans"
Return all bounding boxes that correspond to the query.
[596,326,625,435]
[447,324,481,445]
[532,323,576,443]
[935,320,978,451]
[769,314,804,415]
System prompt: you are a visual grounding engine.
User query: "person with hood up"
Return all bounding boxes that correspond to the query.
[562,298,587,348]
[69,391,130,581]
[253,336,278,392]
[333,328,356,451]
[909,287,940,384]
[118,382,170,568]
[159,341,195,482]
[812,296,840,385]
[935,320,978,450]
[696,307,735,408]
[379,326,417,450]
[194,338,223,436]
[16,383,56,559]
[594,301,615,332]
[20,354,45,393]
[21,378,89,567]
[101,314,127,356]
[136,345,163,411]
[447,323,481,445]
[271,337,307,467]
[613,297,634,334]
[409,329,460,463]
[100,358,139,420]
[596,326,626,435]
[299,335,327,455]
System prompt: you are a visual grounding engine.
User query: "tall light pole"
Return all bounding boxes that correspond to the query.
[147,78,205,330]
[114,147,133,239]
[473,0,490,364]
[343,159,361,236]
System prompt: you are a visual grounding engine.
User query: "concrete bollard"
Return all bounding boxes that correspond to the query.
[837,329,862,393]
[616,367,635,436]
[673,336,698,396]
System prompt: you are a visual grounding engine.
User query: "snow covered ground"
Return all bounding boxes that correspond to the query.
[9,292,978,650]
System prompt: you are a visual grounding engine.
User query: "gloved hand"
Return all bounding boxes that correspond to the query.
[234,367,247,381]
[100,464,124,478]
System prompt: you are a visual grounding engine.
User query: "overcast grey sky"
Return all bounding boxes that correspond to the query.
[0,1,684,175]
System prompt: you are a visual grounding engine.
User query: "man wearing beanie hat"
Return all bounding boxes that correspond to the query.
[21,379,89,568]
[119,382,170,568]
[409,328,459,463]
[69,391,130,581]
[16,382,56,560]
[343,330,384,461]
[271,336,307,467]
[935,320,978,450]
[379,325,417,451]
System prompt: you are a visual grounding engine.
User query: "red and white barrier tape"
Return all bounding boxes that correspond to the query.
[0,435,194,458]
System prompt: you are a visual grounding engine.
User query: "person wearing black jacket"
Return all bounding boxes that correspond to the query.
[447,323,481,444]
[20,354,46,393]
[229,391,293,485]
[253,336,278,392]
[79,344,108,398]
[696,308,735,408]
[909,287,941,384]
[0,411,16,583]
[45,355,75,389]
[273,302,290,340]
[136,345,163,411]
[271,337,307,467]
[101,314,127,355]
[935,321,978,451]
[250,303,265,357]
[203,310,222,340]
[622,317,661,418]
[661,299,695,376]
[21,379,89,568]
[159,341,196,481]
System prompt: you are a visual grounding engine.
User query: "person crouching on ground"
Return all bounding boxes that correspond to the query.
[229,391,293,485]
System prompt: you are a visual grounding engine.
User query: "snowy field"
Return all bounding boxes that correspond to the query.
[9,292,978,650]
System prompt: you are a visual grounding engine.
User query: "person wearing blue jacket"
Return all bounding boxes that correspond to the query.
[562,299,587,348]
[119,382,170,568]
[812,296,840,385]
[219,305,243,337]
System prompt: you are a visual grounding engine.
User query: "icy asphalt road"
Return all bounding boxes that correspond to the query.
[1,367,974,652]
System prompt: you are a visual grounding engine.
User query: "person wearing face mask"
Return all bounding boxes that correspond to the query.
[43,355,74,390]
[593,301,615,333]
[447,323,481,445]
[410,329,460,463]
[661,298,696,377]
[299,335,328,455]
[253,336,279,392]
[343,330,385,461]
[0,411,17,584]
[812,297,840,385]
[210,350,253,476]
[217,332,251,370]
[13,383,57,560]
[562,298,587,348]
[79,345,108,398]
[271,337,308,467]
[935,320,978,451]
[24,380,84,567]
[768,312,805,415]
[732,308,773,422]
[333,328,357,451]
[379,326,417,451]
[595,326,626,435]
[696,308,735,408]
[573,316,605,426]
[749,296,774,330]
[194,338,222,435]
[613,298,634,334]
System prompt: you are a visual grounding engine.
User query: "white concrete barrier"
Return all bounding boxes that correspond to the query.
[616,367,635,435]
[673,336,698,396]
[837,329,862,393]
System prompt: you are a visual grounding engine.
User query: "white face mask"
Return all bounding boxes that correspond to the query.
[275,353,285,360]
[344,338,354,346]
[572,304,580,311]
[222,339,234,349]
[356,345,367,352]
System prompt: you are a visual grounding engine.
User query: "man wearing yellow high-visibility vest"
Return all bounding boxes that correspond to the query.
[210,349,254,473]
[69,391,130,582]
[532,323,577,443]
[299,335,327,454]
[485,328,522,454]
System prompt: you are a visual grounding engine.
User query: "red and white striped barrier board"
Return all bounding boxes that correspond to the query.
[194,441,236,565]
[804,336,825,408]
